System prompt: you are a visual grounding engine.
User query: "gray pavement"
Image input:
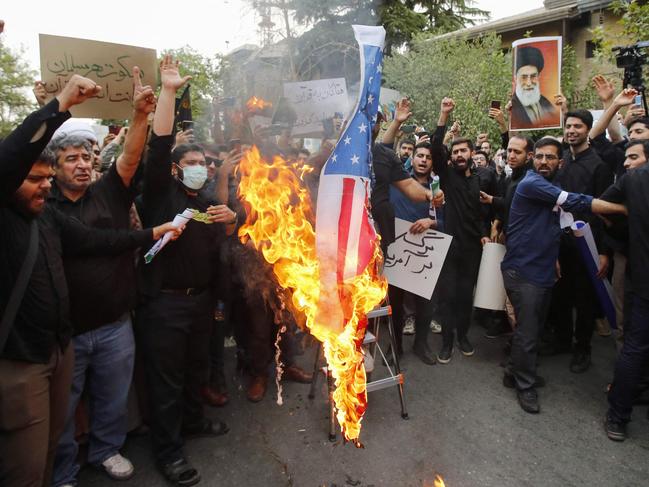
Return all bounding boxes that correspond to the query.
[79,327,649,487]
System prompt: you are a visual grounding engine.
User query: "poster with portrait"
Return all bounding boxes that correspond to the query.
[510,36,563,131]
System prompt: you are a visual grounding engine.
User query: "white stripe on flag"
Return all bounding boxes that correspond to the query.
[343,179,366,280]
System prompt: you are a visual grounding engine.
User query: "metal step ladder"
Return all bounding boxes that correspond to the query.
[307,303,408,441]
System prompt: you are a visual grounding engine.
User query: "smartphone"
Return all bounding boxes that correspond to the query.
[490,100,501,110]
[634,95,643,107]
[401,124,417,134]
[181,120,194,132]
[108,125,121,135]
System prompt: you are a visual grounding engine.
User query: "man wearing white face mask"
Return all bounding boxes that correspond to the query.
[135,56,236,486]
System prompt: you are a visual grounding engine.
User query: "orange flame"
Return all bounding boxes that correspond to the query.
[246,96,273,112]
[237,146,387,444]
[423,475,446,487]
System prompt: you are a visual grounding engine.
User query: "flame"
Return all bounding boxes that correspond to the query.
[423,474,446,487]
[246,96,273,112]
[237,146,387,444]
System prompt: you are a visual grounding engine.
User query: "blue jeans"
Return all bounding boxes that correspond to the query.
[52,315,135,486]
[607,293,649,424]
[503,268,552,391]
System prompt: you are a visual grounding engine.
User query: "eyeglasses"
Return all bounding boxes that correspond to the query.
[205,157,223,166]
[518,73,539,83]
[534,153,559,161]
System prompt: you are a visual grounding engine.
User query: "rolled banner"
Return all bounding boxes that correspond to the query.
[474,242,507,311]
[144,208,194,264]
[570,220,617,329]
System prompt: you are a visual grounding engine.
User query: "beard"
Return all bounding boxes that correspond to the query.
[451,157,472,173]
[516,83,541,107]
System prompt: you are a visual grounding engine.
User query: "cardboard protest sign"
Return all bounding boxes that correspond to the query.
[283,78,348,137]
[510,36,562,131]
[383,218,453,299]
[39,34,157,119]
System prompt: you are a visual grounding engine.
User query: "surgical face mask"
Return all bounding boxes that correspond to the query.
[179,164,207,190]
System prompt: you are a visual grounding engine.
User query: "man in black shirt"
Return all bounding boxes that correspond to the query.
[431,98,490,364]
[601,165,649,441]
[0,76,176,487]
[135,56,236,486]
[49,69,156,485]
[550,110,614,373]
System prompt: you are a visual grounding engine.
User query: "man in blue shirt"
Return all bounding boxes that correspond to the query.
[501,137,626,414]
[388,142,444,364]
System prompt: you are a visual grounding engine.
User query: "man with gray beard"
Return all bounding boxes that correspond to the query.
[511,46,559,128]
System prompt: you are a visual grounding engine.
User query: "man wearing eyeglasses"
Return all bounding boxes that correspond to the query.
[501,138,625,414]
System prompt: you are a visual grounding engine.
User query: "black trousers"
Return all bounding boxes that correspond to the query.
[388,285,437,352]
[551,242,598,353]
[438,244,482,346]
[232,290,296,377]
[608,292,649,424]
[503,269,552,391]
[136,291,211,463]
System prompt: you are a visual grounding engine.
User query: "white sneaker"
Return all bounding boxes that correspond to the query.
[403,315,416,335]
[430,319,442,334]
[101,453,134,480]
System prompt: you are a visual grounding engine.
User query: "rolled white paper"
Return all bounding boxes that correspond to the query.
[473,242,507,311]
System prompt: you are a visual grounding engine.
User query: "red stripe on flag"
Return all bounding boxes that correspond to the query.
[337,178,355,284]
[356,205,375,275]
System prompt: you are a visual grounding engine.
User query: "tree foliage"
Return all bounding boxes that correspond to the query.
[161,46,224,141]
[0,40,37,138]
[249,0,490,58]
[591,0,649,76]
[384,32,511,145]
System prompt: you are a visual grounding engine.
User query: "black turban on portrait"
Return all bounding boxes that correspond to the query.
[516,46,545,73]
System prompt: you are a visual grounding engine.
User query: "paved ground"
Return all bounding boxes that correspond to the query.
[79,327,649,487]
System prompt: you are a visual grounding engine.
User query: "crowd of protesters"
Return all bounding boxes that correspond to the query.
[1,42,649,487]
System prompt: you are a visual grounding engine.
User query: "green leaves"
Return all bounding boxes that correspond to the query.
[0,41,37,138]
[384,32,510,145]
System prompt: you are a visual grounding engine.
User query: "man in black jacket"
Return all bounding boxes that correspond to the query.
[0,76,176,487]
[49,68,156,486]
[550,110,614,372]
[431,98,491,363]
[135,56,236,487]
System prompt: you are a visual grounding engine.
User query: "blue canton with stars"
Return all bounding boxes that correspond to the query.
[323,44,384,179]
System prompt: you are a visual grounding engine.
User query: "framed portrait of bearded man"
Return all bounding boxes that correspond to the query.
[510,36,563,131]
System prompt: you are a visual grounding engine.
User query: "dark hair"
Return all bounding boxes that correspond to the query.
[413,141,432,155]
[627,116,649,131]
[534,137,563,155]
[298,148,311,157]
[450,137,474,151]
[625,139,649,159]
[510,135,534,153]
[474,150,489,159]
[171,143,205,164]
[36,147,57,167]
[564,109,593,130]
[399,138,416,148]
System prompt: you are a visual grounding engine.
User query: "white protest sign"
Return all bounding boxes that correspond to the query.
[383,218,453,299]
[283,78,348,136]
[473,242,507,310]
[39,34,157,119]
